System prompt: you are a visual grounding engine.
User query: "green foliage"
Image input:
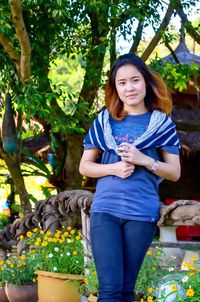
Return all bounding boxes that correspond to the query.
[150,59,200,91]
[0,213,10,229]
[135,247,166,299]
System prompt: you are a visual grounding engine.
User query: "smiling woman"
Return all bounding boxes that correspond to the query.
[115,64,147,115]
[79,53,181,302]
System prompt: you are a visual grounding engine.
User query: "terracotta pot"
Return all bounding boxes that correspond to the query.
[35,270,83,302]
[5,283,38,302]
[0,287,9,302]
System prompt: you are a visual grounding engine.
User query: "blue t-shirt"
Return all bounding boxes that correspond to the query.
[84,111,179,222]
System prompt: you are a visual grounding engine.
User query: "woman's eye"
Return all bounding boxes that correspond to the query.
[132,78,139,83]
[119,81,125,85]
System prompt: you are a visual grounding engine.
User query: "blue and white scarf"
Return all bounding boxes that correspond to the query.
[84,109,180,153]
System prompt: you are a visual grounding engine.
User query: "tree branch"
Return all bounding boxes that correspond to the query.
[164,41,180,64]
[0,32,20,74]
[9,0,31,83]
[174,0,200,45]
[141,1,174,61]
[129,20,144,53]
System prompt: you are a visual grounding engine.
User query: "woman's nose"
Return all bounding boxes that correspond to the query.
[126,82,135,91]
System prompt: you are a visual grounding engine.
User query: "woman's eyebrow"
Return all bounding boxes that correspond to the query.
[117,76,140,81]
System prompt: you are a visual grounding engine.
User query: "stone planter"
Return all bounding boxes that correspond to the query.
[5,283,38,302]
[36,270,83,302]
[159,225,183,266]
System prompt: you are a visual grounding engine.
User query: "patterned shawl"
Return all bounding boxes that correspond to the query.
[84,109,180,153]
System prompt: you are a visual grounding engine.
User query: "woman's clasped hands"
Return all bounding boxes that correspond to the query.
[117,142,146,166]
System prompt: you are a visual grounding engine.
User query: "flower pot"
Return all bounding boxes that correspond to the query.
[5,283,38,302]
[36,270,83,302]
[0,287,9,302]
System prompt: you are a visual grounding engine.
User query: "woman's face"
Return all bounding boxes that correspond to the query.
[115,64,147,114]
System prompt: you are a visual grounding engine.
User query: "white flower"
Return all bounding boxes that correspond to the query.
[60,253,63,257]
[66,252,71,256]
[76,261,79,264]
[168,267,174,272]
[67,239,71,243]
[171,255,177,259]
[54,247,59,252]
[48,253,53,258]
[53,267,57,271]
[182,276,189,283]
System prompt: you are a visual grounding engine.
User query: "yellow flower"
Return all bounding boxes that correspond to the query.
[59,239,64,244]
[26,231,32,237]
[73,250,77,255]
[156,251,161,255]
[148,287,153,293]
[63,232,69,237]
[48,238,53,242]
[33,228,38,233]
[46,231,51,236]
[42,241,48,247]
[1,267,5,271]
[147,296,153,302]
[171,284,177,291]
[152,266,156,271]
[186,288,195,297]
[146,251,152,255]
[32,278,36,283]
[20,254,26,260]
[140,299,144,302]
[40,230,44,235]
[34,241,39,246]
[189,272,195,276]
[67,226,72,231]
[36,237,41,243]
[70,229,75,235]
[19,235,24,240]
[23,262,27,266]
[191,256,197,262]
[55,233,60,238]
[76,236,81,240]
[10,264,14,268]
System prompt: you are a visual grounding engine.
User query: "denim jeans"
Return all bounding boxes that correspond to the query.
[90,212,157,302]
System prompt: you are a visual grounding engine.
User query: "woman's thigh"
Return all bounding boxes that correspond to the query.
[122,220,157,289]
[90,212,124,286]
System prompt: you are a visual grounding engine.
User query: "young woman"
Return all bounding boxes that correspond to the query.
[79,53,181,302]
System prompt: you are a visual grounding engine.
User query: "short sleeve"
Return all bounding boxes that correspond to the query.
[160,145,179,155]
[84,143,99,150]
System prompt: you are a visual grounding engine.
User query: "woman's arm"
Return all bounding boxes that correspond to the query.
[117,142,181,182]
[79,148,135,179]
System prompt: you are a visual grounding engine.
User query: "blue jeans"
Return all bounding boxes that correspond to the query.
[90,212,157,302]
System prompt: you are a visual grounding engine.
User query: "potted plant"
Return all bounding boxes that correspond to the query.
[23,227,85,302]
[0,254,38,302]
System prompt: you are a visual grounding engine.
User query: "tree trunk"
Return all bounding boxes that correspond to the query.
[4,159,31,213]
[0,144,32,213]
[62,135,84,190]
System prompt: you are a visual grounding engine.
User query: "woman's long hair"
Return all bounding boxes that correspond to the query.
[105,53,172,119]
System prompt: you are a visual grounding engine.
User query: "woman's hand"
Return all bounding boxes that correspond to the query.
[117,142,147,165]
[111,161,135,178]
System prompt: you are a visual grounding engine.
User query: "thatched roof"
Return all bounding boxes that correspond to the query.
[163,28,200,65]
[164,39,200,65]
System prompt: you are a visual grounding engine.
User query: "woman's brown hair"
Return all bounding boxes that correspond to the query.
[105,53,172,120]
